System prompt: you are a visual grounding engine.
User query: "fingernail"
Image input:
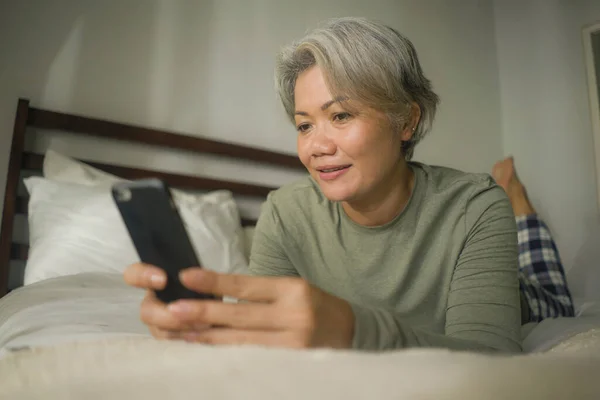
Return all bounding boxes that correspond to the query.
[150,273,166,286]
[168,302,190,314]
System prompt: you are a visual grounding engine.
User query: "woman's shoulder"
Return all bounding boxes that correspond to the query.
[413,162,512,226]
[413,162,498,194]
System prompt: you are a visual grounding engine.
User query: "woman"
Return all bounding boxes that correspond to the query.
[125,17,523,352]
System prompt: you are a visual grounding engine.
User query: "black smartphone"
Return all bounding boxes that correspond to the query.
[111,178,215,303]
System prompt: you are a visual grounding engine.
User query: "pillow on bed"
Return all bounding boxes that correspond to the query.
[42,149,249,262]
[43,149,237,214]
[23,177,249,285]
[43,150,122,186]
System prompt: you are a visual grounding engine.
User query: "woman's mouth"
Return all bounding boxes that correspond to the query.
[316,165,351,181]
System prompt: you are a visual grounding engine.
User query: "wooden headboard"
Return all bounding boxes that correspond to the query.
[0,98,305,297]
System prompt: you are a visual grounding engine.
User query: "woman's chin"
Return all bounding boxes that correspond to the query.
[319,186,356,203]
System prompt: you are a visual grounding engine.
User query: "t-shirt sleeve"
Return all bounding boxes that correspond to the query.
[351,183,522,352]
[248,193,299,277]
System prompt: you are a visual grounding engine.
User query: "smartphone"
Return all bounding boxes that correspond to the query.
[111,178,215,303]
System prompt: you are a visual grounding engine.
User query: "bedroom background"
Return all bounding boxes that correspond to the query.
[0,0,599,272]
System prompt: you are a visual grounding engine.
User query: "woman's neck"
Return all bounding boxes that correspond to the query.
[342,161,415,227]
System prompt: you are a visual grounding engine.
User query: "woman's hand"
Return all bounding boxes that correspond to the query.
[123,263,355,349]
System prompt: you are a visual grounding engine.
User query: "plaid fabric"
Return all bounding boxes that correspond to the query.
[517,214,575,322]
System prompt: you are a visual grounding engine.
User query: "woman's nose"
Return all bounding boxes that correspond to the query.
[309,126,336,157]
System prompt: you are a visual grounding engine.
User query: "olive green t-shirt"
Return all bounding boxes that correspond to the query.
[249,162,522,352]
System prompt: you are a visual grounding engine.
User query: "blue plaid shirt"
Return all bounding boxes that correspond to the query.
[516,214,575,322]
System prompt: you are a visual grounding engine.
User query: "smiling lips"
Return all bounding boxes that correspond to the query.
[316,164,352,181]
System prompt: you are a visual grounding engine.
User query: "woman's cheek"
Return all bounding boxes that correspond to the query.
[297,137,310,167]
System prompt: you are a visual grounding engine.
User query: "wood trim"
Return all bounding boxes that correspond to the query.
[240,218,257,227]
[15,196,28,215]
[0,99,30,296]
[27,107,304,170]
[582,22,600,211]
[16,194,256,226]
[10,243,28,261]
[22,153,278,198]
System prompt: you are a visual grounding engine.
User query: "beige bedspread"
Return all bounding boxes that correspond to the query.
[1,331,600,400]
[1,274,600,399]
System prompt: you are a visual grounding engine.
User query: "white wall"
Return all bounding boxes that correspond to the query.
[493,0,600,269]
[0,0,504,218]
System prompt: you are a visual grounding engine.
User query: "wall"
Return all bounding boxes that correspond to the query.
[493,0,600,269]
[0,0,504,218]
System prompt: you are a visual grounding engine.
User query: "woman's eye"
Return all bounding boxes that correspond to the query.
[296,123,311,133]
[333,112,351,122]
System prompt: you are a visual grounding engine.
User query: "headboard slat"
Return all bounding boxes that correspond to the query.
[27,107,304,170]
[0,99,30,296]
[22,153,278,198]
[240,218,257,227]
[10,244,28,261]
[15,197,27,215]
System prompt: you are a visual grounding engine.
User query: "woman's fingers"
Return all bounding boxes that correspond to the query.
[179,268,298,302]
[124,263,167,290]
[140,291,195,331]
[133,268,319,346]
[167,300,308,331]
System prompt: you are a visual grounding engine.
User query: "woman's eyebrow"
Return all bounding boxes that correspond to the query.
[295,96,349,116]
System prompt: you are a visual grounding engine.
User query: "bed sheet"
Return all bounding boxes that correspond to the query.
[2,273,600,357]
[0,273,149,358]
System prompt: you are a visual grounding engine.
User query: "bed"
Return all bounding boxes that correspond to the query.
[1,98,600,399]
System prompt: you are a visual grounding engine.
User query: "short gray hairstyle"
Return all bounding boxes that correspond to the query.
[275,17,440,160]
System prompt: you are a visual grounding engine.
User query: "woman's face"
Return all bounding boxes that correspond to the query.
[294,66,411,204]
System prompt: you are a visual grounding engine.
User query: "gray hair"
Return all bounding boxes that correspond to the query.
[275,17,439,160]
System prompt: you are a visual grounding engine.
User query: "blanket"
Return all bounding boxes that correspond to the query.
[1,335,600,400]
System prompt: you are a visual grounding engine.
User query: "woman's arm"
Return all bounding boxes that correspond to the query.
[351,185,522,352]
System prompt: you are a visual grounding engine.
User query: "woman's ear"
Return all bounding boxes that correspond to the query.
[400,103,421,141]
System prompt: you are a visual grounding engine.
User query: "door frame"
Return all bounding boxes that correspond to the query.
[583,21,600,209]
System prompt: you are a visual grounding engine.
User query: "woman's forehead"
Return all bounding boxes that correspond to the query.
[294,67,335,111]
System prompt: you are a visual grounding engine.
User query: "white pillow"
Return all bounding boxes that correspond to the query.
[43,149,235,212]
[42,149,249,262]
[23,177,249,285]
[43,150,123,186]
